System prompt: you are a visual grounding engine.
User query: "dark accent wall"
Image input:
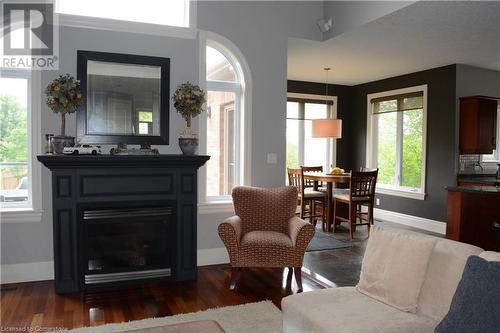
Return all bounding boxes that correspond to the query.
[351,65,456,222]
[288,64,457,222]
[287,80,354,169]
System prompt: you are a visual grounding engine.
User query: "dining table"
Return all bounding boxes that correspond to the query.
[303,172,351,232]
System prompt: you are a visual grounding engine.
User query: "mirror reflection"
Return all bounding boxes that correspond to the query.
[86,61,161,136]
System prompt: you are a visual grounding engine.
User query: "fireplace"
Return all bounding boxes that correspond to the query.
[37,155,209,294]
[83,205,173,285]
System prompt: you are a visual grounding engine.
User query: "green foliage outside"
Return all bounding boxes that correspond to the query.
[0,95,28,183]
[138,111,153,122]
[377,112,397,185]
[286,141,298,169]
[402,110,423,188]
[0,96,27,163]
[376,108,423,189]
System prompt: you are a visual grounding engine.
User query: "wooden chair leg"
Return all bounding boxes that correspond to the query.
[311,200,316,226]
[324,200,327,231]
[349,203,355,240]
[369,202,374,225]
[332,198,337,233]
[322,199,327,232]
[229,267,241,290]
[294,267,303,292]
[300,199,305,219]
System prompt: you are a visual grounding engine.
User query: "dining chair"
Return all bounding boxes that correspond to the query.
[333,169,378,240]
[301,166,327,192]
[287,167,327,228]
[358,167,379,225]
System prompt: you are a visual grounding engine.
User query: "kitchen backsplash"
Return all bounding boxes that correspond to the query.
[458,154,498,174]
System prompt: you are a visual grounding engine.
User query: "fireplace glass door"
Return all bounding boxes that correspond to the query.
[83,206,172,284]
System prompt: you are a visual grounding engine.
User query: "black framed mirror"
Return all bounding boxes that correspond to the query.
[77,50,170,145]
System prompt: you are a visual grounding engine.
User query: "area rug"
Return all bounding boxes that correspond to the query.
[306,230,351,252]
[69,300,281,333]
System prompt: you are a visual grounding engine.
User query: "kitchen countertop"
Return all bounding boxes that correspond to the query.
[446,185,500,195]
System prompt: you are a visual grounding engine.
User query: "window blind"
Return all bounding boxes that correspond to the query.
[371,91,423,115]
[287,98,334,105]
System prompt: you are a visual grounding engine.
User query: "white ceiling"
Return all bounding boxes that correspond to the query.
[288,1,500,85]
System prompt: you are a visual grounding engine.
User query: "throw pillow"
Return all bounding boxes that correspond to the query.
[435,255,500,333]
[356,226,437,313]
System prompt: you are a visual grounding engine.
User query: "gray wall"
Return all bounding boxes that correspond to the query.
[1,1,324,266]
[349,65,457,222]
[322,1,412,40]
[198,1,322,187]
[456,65,500,97]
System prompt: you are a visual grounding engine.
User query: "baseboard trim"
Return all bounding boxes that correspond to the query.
[1,248,230,284]
[1,261,54,284]
[374,208,446,235]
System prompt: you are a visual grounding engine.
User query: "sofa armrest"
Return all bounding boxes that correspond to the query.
[218,216,243,264]
[288,216,315,255]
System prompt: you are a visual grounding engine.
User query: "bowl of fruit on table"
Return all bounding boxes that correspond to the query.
[328,167,345,175]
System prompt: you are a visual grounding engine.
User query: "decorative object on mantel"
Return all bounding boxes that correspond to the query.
[312,67,342,140]
[45,74,83,154]
[43,134,54,154]
[109,142,159,155]
[173,82,206,155]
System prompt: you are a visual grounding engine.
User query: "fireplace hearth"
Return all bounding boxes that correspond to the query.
[38,155,209,294]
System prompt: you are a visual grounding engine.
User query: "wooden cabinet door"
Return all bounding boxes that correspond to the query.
[459,96,498,154]
[477,99,497,153]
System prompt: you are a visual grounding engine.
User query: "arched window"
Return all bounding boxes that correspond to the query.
[203,38,249,201]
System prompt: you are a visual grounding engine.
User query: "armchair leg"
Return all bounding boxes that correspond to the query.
[229,267,241,290]
[294,267,303,293]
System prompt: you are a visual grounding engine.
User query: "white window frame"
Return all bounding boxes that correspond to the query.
[0,69,43,223]
[366,85,428,201]
[286,93,338,171]
[481,105,500,163]
[55,0,197,39]
[198,31,252,212]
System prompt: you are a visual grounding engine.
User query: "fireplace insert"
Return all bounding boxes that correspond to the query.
[82,205,173,285]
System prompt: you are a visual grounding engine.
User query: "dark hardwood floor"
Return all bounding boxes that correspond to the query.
[0,265,323,330]
[0,220,439,331]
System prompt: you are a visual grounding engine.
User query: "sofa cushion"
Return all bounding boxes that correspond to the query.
[416,238,483,321]
[356,226,436,313]
[479,251,500,261]
[282,287,438,333]
[434,256,500,333]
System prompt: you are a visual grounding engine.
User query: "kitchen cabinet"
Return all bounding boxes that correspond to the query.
[459,96,498,154]
[446,186,500,250]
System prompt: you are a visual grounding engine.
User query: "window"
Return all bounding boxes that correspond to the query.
[481,104,500,162]
[286,94,337,176]
[0,69,40,216]
[366,85,427,200]
[56,0,190,28]
[205,44,244,200]
[138,110,153,135]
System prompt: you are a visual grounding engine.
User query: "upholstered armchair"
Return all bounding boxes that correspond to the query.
[218,186,315,291]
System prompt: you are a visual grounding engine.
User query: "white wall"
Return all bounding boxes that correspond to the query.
[1,1,323,280]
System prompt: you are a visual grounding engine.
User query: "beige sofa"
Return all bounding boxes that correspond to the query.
[282,227,497,333]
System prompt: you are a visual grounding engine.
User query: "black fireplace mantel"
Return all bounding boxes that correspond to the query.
[37,154,209,169]
[38,154,209,294]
